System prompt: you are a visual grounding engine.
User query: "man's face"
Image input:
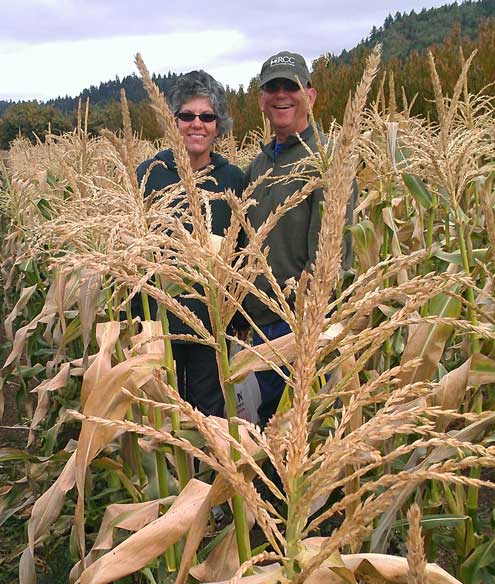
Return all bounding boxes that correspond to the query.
[259,78,317,143]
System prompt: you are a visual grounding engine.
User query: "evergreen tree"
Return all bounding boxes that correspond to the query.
[0,102,71,149]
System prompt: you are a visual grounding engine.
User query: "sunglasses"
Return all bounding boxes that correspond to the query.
[262,78,301,93]
[176,112,217,123]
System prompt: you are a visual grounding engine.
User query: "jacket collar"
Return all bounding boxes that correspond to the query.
[155,149,229,172]
[261,124,314,159]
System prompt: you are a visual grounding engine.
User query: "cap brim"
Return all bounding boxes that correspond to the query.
[259,69,308,88]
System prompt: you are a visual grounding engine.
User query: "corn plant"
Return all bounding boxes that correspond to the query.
[1,47,495,584]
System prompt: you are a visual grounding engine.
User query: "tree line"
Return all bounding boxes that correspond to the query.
[1,1,495,149]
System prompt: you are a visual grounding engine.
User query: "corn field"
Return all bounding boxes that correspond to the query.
[1,48,495,584]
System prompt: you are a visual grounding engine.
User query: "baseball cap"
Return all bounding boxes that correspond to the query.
[259,51,311,88]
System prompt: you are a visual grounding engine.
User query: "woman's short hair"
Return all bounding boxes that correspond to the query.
[169,70,233,136]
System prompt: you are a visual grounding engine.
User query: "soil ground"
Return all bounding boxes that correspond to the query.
[0,382,25,448]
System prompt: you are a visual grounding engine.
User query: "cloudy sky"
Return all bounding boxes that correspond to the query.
[1,0,456,102]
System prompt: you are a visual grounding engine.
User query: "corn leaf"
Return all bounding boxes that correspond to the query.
[382,207,408,284]
[19,452,77,584]
[188,526,240,582]
[4,284,37,341]
[460,537,495,583]
[78,479,211,584]
[371,412,495,552]
[205,564,283,584]
[78,269,102,362]
[401,173,433,210]
[433,247,489,267]
[4,274,79,368]
[130,320,165,356]
[229,324,342,383]
[348,220,379,272]
[28,363,70,446]
[398,292,461,386]
[75,352,162,557]
[80,321,120,408]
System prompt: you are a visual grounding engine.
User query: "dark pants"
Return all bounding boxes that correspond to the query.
[253,320,291,427]
[172,343,225,417]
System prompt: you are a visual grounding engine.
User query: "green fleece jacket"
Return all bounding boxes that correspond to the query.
[244,125,356,325]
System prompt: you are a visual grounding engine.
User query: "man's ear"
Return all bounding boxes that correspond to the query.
[258,91,266,113]
[306,87,317,108]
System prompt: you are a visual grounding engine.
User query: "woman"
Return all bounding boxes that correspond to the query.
[136,70,245,417]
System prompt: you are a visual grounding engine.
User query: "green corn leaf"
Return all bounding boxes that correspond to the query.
[0,448,35,462]
[196,523,232,562]
[17,259,36,274]
[61,315,83,346]
[392,514,469,531]
[36,198,53,220]
[45,171,58,187]
[18,363,45,378]
[0,491,35,527]
[401,172,433,209]
[433,248,489,267]
[460,537,495,584]
[349,219,379,272]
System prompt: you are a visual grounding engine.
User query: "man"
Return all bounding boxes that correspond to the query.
[244,51,355,427]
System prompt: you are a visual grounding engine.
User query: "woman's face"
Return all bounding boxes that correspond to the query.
[177,96,218,167]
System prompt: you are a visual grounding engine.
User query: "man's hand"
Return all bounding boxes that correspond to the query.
[234,328,250,342]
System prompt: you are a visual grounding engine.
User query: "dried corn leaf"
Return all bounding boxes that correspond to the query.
[205,564,283,584]
[19,452,77,584]
[4,274,79,368]
[176,422,258,584]
[80,321,120,408]
[28,363,70,446]
[94,499,165,550]
[78,479,211,584]
[78,269,102,363]
[130,320,165,356]
[340,553,459,584]
[398,292,460,386]
[71,498,168,577]
[229,324,342,383]
[434,353,495,431]
[176,487,216,584]
[189,526,240,582]
[4,284,37,341]
[75,353,162,556]
[301,539,459,583]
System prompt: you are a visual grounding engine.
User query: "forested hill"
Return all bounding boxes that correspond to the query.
[45,72,180,114]
[0,72,179,118]
[354,0,495,62]
[1,0,495,147]
[0,102,13,117]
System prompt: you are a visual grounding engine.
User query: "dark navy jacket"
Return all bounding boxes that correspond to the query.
[135,149,245,336]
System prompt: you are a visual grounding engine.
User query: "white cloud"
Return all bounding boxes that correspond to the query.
[0,30,247,100]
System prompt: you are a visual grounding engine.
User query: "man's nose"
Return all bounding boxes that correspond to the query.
[274,86,291,97]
